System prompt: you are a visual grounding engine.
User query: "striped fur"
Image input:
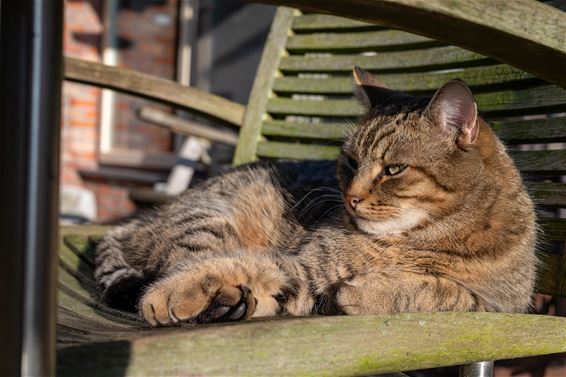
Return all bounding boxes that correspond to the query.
[95,70,536,326]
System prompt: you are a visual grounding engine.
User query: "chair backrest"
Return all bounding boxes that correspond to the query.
[233,7,566,298]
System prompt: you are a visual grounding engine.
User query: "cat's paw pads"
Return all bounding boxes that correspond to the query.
[139,280,256,326]
[197,285,257,323]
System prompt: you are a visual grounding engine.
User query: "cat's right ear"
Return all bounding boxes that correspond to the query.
[424,79,479,150]
[353,66,390,110]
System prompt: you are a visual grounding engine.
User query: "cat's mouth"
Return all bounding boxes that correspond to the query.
[352,209,427,236]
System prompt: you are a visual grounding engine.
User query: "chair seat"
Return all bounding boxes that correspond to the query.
[57,226,566,376]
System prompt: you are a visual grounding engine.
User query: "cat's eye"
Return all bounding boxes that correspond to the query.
[383,164,408,176]
[346,156,358,171]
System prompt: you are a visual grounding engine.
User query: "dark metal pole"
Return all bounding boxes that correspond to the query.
[0,0,64,376]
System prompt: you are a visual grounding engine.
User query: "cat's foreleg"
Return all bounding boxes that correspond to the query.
[335,271,483,314]
[94,221,147,311]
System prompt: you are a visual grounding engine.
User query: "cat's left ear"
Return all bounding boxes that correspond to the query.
[425,80,479,150]
[353,66,390,109]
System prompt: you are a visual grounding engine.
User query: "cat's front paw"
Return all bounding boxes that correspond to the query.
[139,274,257,326]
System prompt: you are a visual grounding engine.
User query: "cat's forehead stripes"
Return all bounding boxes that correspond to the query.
[353,116,401,161]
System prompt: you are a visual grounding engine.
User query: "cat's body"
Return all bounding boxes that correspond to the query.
[95,68,536,326]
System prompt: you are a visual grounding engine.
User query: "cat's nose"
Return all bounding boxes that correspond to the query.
[347,195,363,209]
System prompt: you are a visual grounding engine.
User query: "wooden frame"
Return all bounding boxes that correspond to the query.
[233,7,296,165]
[256,0,566,88]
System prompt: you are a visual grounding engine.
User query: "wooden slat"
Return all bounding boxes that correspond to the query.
[538,218,566,242]
[262,117,566,146]
[233,8,295,165]
[61,225,110,238]
[59,242,96,290]
[547,0,566,11]
[510,150,566,175]
[262,120,348,140]
[267,98,362,116]
[257,141,340,160]
[64,57,244,127]
[266,86,566,117]
[257,141,566,175]
[64,234,95,268]
[280,46,492,73]
[286,30,439,53]
[491,117,566,144]
[292,14,382,32]
[58,290,138,330]
[536,252,562,296]
[57,312,566,377]
[526,182,566,207]
[139,107,239,146]
[477,86,566,115]
[58,266,95,301]
[258,0,566,88]
[274,65,537,94]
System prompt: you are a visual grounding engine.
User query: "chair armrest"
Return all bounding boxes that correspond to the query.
[63,56,245,127]
[57,311,566,376]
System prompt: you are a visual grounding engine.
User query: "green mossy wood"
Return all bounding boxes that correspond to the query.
[60,3,566,376]
[257,0,566,88]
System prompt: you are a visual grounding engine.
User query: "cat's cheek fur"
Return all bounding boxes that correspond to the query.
[354,208,427,236]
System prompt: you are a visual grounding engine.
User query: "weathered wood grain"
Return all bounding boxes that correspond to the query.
[538,218,566,243]
[256,141,341,160]
[292,13,384,32]
[64,57,245,126]
[279,46,491,73]
[256,0,566,87]
[138,107,239,146]
[266,86,566,117]
[274,65,537,94]
[286,29,439,53]
[233,8,295,165]
[526,182,566,207]
[255,140,566,176]
[262,120,348,140]
[57,312,566,377]
[491,117,566,144]
[260,117,566,145]
[536,253,562,296]
[510,149,566,175]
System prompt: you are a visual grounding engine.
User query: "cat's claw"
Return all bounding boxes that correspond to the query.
[197,285,256,323]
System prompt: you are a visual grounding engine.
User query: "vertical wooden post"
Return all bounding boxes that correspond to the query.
[232,7,295,165]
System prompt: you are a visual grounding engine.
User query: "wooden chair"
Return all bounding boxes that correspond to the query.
[58,3,566,376]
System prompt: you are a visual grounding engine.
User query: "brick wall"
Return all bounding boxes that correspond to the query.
[62,0,102,188]
[61,0,177,223]
[113,1,177,153]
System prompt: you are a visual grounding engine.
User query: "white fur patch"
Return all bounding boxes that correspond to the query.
[354,208,427,236]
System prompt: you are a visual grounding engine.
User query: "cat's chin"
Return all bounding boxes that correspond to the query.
[353,209,427,236]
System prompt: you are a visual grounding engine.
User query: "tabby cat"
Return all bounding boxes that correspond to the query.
[94,67,536,326]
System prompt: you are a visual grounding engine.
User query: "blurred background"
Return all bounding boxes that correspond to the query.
[59,1,564,376]
[61,0,275,224]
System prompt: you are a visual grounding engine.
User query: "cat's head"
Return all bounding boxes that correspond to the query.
[338,67,490,236]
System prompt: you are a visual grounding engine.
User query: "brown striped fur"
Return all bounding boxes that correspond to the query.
[94,68,536,326]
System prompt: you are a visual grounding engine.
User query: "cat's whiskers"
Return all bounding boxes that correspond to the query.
[292,188,341,211]
[297,194,343,218]
[311,205,345,226]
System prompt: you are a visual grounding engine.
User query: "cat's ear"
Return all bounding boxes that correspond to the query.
[425,79,479,149]
[353,66,390,109]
